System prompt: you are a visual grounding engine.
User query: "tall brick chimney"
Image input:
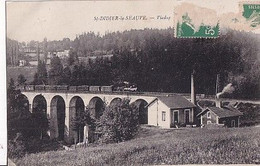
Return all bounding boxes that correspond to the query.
[191,72,196,105]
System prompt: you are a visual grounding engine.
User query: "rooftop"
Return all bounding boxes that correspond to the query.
[197,106,243,118]
[149,95,196,109]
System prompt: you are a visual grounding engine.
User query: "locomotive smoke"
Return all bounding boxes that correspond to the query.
[216,83,235,98]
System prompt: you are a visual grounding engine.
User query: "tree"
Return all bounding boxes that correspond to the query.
[7,78,16,112]
[71,111,86,146]
[71,115,83,147]
[8,133,26,158]
[31,102,49,140]
[7,89,32,140]
[48,56,63,85]
[17,74,26,86]
[32,60,48,85]
[67,49,78,66]
[43,37,48,64]
[62,66,71,85]
[38,61,48,84]
[97,98,139,143]
[7,79,35,158]
[6,38,20,66]
[70,106,96,146]
[70,65,80,86]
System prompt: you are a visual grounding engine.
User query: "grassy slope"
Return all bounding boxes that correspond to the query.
[7,66,37,84]
[15,126,260,166]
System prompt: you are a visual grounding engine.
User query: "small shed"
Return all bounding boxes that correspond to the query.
[197,106,243,127]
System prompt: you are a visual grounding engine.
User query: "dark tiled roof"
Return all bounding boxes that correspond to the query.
[157,95,196,109]
[202,106,243,118]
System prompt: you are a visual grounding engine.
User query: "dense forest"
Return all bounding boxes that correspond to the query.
[7,28,260,99]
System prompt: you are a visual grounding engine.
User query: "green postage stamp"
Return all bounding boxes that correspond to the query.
[242,3,260,28]
[176,13,219,38]
[174,1,260,38]
[174,3,220,38]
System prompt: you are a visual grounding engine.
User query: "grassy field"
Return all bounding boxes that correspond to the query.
[14,126,260,166]
[7,66,37,84]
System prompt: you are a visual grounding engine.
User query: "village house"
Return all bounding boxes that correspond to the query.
[146,73,198,128]
[147,95,197,128]
[19,60,26,66]
[197,98,243,127]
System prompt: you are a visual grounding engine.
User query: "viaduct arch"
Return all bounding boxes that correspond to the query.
[32,95,48,138]
[132,99,148,124]
[69,96,85,143]
[50,95,66,140]
[110,97,122,107]
[89,97,104,119]
[32,95,47,114]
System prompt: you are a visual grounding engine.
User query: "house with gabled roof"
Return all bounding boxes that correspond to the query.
[197,99,243,127]
[147,95,197,128]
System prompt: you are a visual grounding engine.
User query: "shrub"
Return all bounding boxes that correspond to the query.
[97,98,139,143]
[8,133,26,159]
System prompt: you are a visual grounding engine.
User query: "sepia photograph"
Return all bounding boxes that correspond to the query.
[3,0,260,165]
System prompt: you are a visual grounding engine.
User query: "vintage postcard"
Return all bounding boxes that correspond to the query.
[2,0,260,165]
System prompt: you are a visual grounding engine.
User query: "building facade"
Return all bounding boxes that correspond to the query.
[147,95,196,128]
[197,105,243,127]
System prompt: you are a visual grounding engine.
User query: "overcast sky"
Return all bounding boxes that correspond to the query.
[6,0,260,42]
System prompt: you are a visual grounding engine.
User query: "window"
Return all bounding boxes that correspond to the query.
[207,111,211,119]
[185,109,190,123]
[231,120,235,127]
[162,111,166,121]
[173,110,179,123]
[207,120,212,124]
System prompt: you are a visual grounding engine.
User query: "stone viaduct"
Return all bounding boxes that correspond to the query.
[20,90,158,143]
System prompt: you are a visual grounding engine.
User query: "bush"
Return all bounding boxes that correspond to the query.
[97,98,139,143]
[238,103,260,126]
[8,133,26,159]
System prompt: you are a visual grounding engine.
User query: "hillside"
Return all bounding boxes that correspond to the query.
[14,126,260,165]
[6,28,260,98]
[7,66,37,84]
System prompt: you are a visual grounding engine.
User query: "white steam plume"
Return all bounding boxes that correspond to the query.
[216,83,235,98]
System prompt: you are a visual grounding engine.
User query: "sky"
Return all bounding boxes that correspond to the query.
[6,0,260,42]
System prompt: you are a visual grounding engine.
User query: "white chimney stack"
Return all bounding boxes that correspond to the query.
[191,72,196,105]
[215,95,222,108]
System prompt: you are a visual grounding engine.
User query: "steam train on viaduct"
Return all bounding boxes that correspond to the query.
[18,84,208,99]
[18,85,131,93]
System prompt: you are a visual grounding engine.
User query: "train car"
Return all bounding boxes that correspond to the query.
[77,85,89,91]
[69,86,77,91]
[25,85,35,91]
[17,85,25,91]
[35,85,45,90]
[101,86,113,92]
[56,85,69,91]
[45,85,57,91]
[89,86,100,92]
